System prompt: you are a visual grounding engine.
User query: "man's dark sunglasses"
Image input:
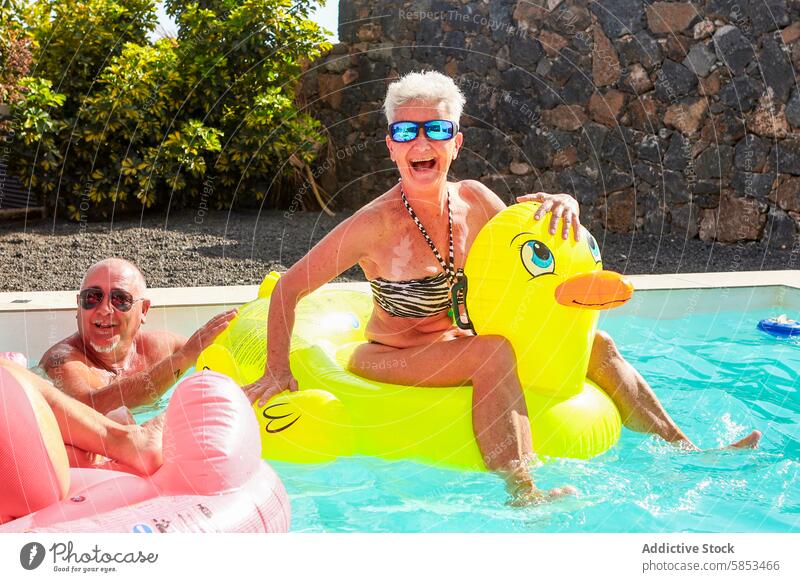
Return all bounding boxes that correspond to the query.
[78,288,143,312]
[388,120,457,142]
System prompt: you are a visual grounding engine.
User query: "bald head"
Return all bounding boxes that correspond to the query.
[77,259,149,355]
[81,259,147,295]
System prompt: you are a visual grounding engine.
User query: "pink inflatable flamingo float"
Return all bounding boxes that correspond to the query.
[0,363,289,533]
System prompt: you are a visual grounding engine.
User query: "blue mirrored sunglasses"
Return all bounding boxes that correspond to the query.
[388,120,457,143]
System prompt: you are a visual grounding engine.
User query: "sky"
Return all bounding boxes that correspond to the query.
[154,1,340,41]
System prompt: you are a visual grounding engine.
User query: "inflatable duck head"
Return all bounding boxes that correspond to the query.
[456,202,633,397]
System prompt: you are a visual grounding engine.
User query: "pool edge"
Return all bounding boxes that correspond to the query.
[1,270,798,312]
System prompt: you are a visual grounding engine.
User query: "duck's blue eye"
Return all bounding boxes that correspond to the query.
[586,231,602,263]
[520,240,555,277]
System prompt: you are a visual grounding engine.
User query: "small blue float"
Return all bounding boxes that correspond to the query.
[757,315,800,338]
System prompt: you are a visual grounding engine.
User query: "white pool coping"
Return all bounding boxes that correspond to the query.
[2,271,798,364]
[623,270,800,290]
[0,270,798,312]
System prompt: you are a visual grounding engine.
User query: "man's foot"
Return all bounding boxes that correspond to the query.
[64,444,107,469]
[116,419,164,475]
[726,430,761,450]
[142,413,166,431]
[106,406,135,425]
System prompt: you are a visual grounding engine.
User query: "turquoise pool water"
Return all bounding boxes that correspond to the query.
[135,294,800,533]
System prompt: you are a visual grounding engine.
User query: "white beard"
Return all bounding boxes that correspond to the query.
[90,336,121,354]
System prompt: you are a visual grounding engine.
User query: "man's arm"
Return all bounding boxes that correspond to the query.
[43,309,236,414]
[45,349,192,414]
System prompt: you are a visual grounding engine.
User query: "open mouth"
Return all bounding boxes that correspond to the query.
[410,158,436,171]
[93,322,117,330]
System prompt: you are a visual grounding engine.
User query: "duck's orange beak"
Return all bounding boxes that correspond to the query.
[555,271,633,310]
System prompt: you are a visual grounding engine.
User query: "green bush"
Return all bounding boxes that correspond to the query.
[2,0,65,198]
[1,1,31,107]
[9,77,66,180]
[9,0,330,219]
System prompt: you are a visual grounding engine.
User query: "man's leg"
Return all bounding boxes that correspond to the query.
[587,331,760,450]
[21,367,163,474]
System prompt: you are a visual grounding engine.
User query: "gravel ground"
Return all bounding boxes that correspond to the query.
[0,209,798,292]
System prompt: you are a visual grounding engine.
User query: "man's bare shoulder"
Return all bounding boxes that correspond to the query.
[137,329,186,360]
[40,335,87,371]
[39,337,96,391]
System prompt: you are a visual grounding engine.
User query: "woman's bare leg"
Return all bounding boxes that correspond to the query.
[587,331,761,450]
[350,335,574,504]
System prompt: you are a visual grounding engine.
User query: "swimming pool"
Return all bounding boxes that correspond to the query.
[2,278,798,533]
[272,285,799,533]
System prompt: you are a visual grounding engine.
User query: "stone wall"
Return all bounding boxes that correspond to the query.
[298,0,800,247]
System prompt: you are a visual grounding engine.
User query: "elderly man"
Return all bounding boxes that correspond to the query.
[40,258,236,414]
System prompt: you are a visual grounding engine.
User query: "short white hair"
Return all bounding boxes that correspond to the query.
[383,71,466,125]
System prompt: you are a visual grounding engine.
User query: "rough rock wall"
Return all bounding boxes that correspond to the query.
[299,0,800,246]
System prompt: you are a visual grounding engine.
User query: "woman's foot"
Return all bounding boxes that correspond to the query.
[503,462,577,507]
[507,482,577,507]
[726,430,761,450]
[674,429,761,452]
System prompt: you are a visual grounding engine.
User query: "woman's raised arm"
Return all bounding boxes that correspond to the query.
[244,208,379,405]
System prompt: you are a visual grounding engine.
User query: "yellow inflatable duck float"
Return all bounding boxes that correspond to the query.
[198,202,634,470]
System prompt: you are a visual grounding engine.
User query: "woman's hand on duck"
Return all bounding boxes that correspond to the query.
[516,192,582,241]
[243,368,299,407]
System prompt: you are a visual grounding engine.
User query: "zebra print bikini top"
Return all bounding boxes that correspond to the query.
[369,182,457,318]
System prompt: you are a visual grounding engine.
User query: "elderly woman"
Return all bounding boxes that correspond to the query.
[245,71,760,504]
